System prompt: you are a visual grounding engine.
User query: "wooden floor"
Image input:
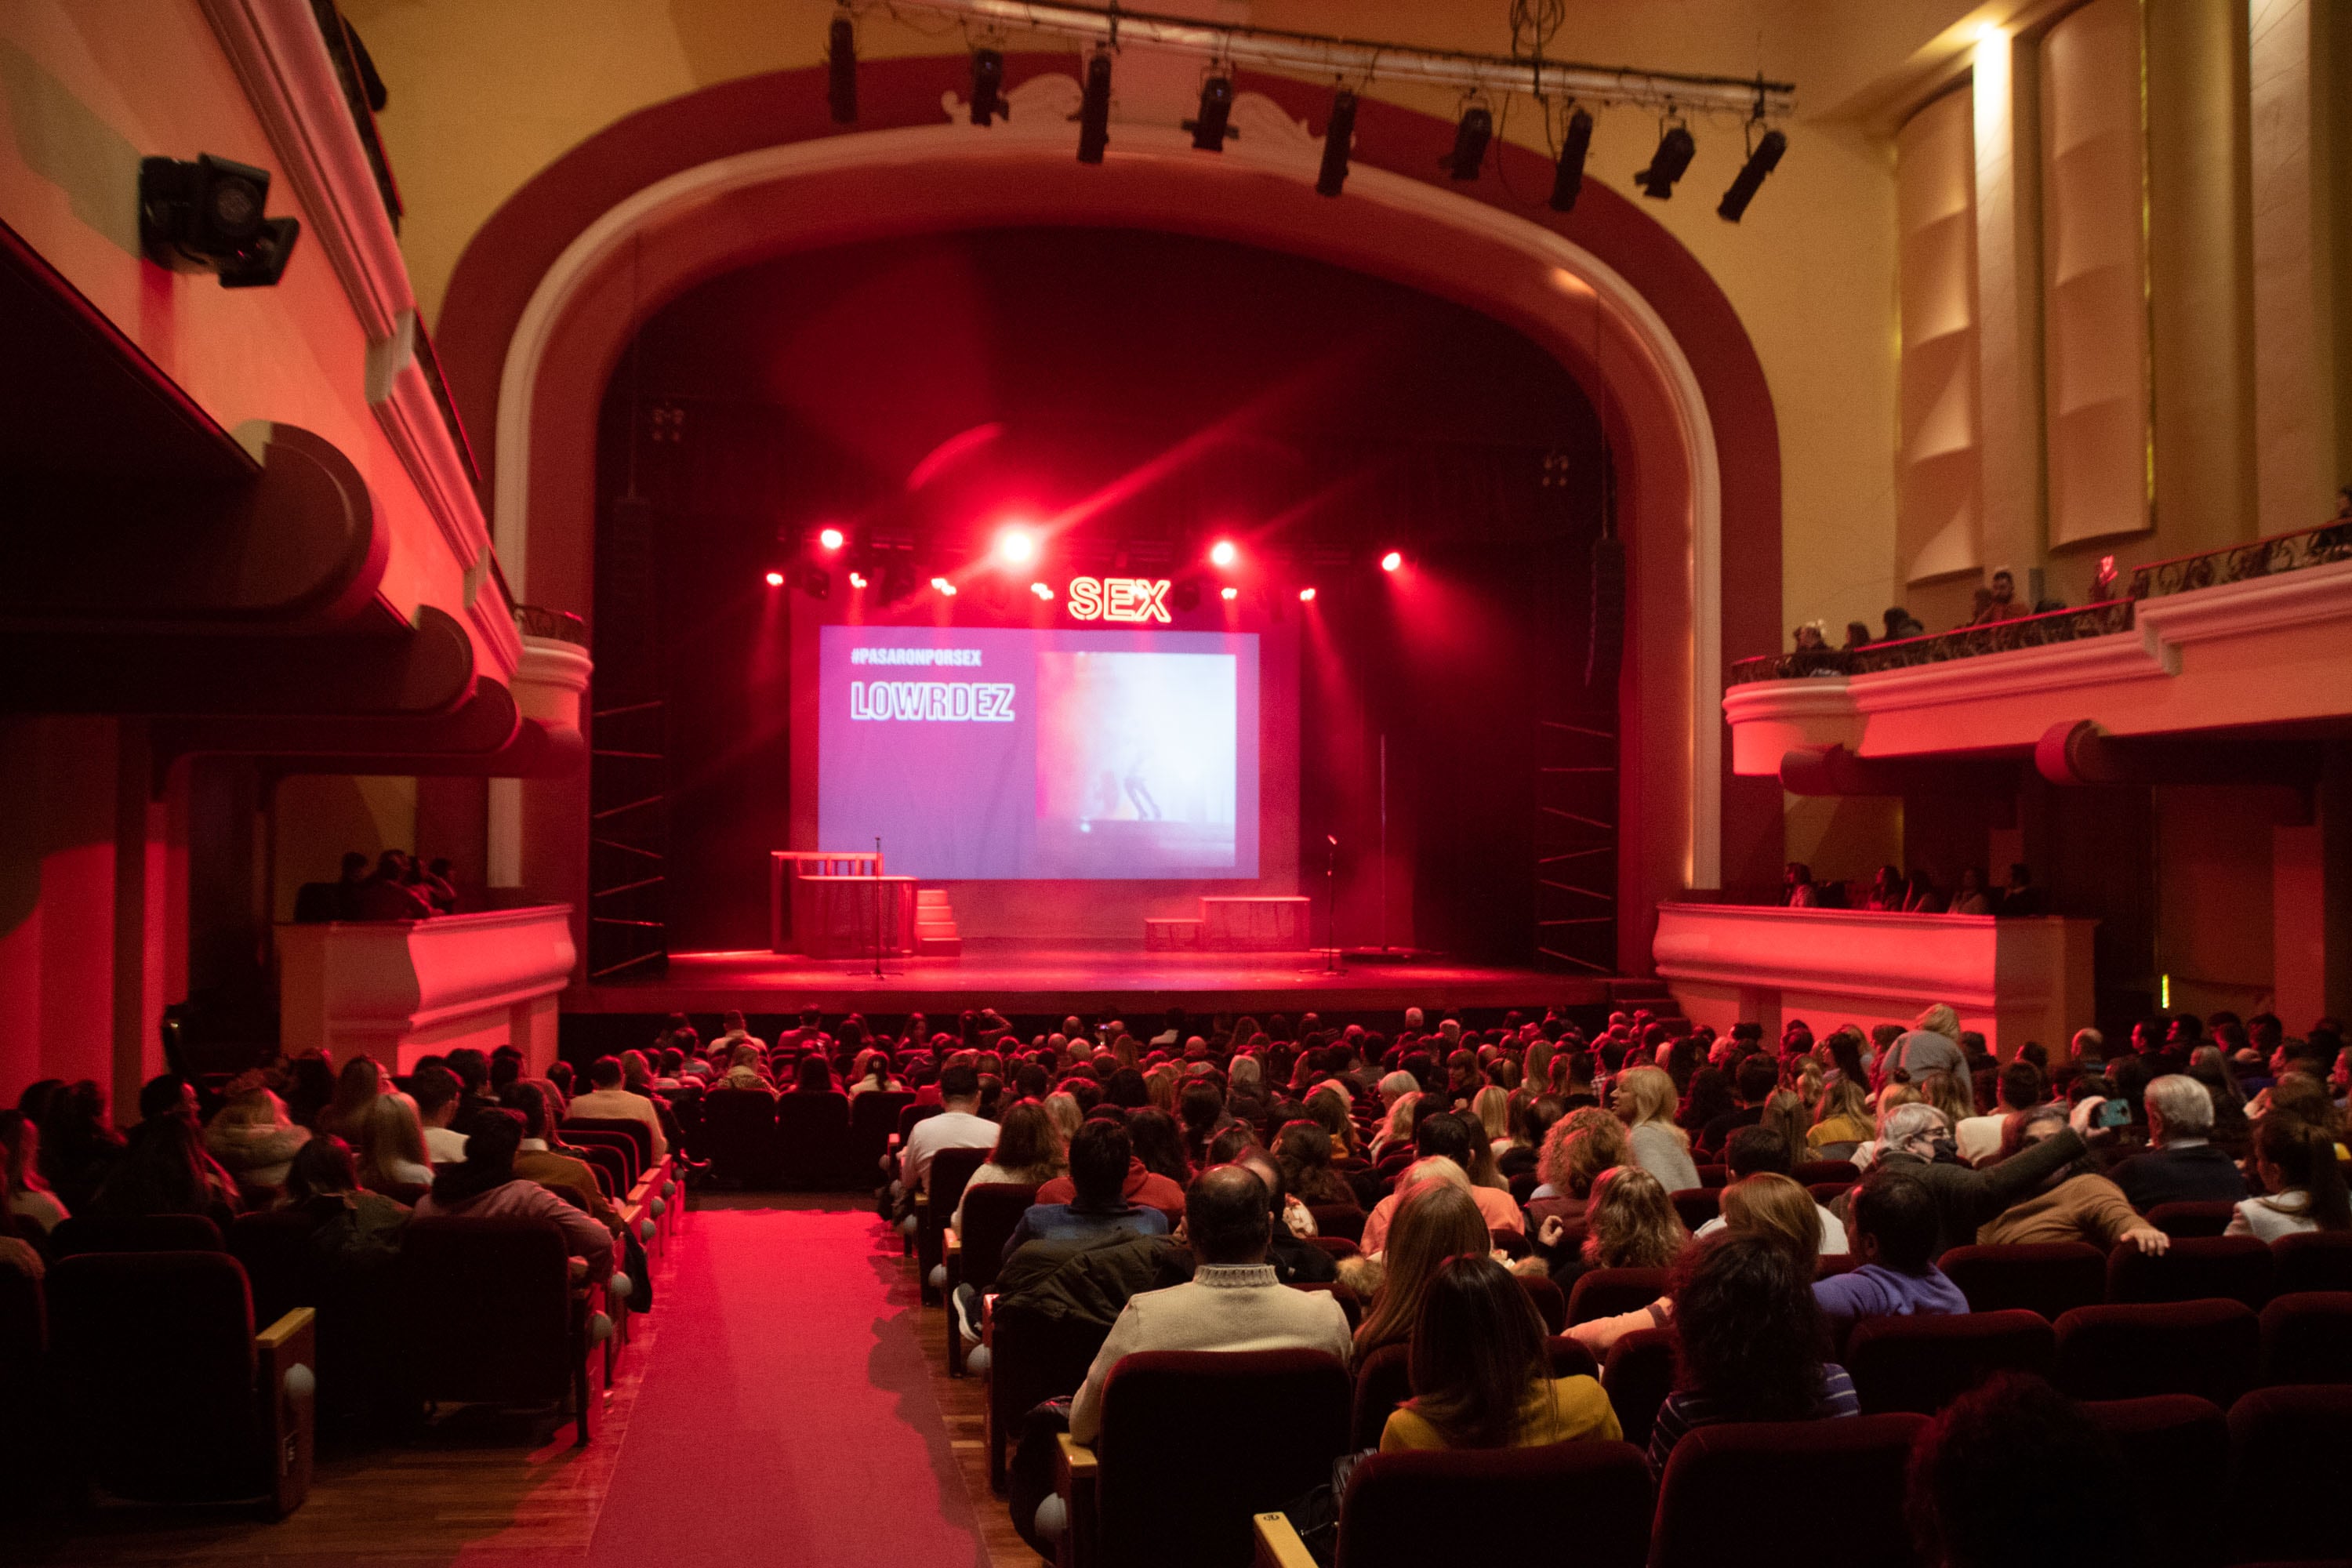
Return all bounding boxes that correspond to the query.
[6,1193,1036,1568]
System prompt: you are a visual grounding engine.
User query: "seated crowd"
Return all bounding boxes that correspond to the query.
[833,996,2350,1562]
[292,848,462,922]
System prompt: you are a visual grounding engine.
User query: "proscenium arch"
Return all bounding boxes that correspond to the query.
[454,68,1783,977]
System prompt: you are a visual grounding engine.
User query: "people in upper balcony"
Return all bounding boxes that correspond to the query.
[1864,866,1907,911]
[1780,862,1820,909]
[1882,605,1926,640]
[1947,868,1994,916]
[1998,862,2046,915]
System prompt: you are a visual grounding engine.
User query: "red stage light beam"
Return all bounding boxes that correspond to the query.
[1030,581,1054,600]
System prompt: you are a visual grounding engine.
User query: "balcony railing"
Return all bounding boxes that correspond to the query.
[2126,520,2352,600]
[514,604,589,647]
[1728,600,2135,686]
[308,0,401,230]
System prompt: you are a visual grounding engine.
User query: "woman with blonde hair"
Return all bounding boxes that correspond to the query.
[1579,1164,1690,1272]
[1370,1091,1422,1161]
[1808,1077,1874,1156]
[1144,1064,1179,1112]
[315,1054,388,1142]
[1530,1109,1628,1211]
[1471,1085,1513,1151]
[1759,1089,1812,1160]
[204,1073,311,1194]
[1915,1069,1976,1135]
[1353,1181,1493,1357]
[1718,1171,1823,1260]
[1041,1090,1083,1145]
[357,1091,434,1192]
[1611,1065,1699,1192]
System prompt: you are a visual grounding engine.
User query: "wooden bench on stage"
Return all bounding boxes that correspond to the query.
[769,851,916,959]
[1198,895,1311,952]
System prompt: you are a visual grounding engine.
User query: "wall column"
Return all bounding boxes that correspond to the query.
[2249,0,2344,531]
[1973,27,2048,594]
[2273,743,2352,1029]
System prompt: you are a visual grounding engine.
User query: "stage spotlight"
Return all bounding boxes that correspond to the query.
[764,570,786,588]
[995,525,1038,566]
[1717,127,1787,222]
[1171,579,1201,612]
[826,11,857,124]
[1030,581,1054,601]
[970,48,1005,126]
[800,564,832,601]
[817,525,845,551]
[1220,585,1240,601]
[1187,73,1236,151]
[138,154,301,287]
[1380,550,1403,572]
[1298,586,1317,602]
[1443,104,1491,181]
[1209,539,1238,568]
[848,571,868,590]
[1076,49,1112,164]
[930,575,958,597]
[1548,105,1594,212]
[1635,122,1696,199]
[1316,89,1356,197]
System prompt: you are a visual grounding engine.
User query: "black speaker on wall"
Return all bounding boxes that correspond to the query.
[1586,531,1624,690]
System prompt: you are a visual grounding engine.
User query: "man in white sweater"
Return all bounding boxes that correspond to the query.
[1068,1164,1352,1445]
[565,1055,668,1163]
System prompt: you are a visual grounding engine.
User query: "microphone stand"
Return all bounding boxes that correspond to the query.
[1323,833,1345,975]
[871,834,890,980]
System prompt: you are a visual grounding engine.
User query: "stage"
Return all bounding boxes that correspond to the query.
[568,938,1646,1018]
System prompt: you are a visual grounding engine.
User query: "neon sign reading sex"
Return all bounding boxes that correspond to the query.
[1065,577,1171,623]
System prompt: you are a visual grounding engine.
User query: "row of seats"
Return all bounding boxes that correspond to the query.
[694,1087,913,1187]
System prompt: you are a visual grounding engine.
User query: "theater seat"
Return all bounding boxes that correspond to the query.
[987,1302,1109,1494]
[1844,1310,2056,1415]
[2271,1231,2352,1295]
[2053,1300,2258,1408]
[1649,1413,1929,1568]
[2081,1394,2229,1568]
[2145,1200,2238,1240]
[945,1181,1038,1377]
[2107,1236,2274,1310]
[1519,1272,1567,1334]
[1791,1159,1861,1186]
[700,1089,779,1185]
[1938,1242,2107,1319]
[849,1089,914,1180]
[1349,1341,1413,1452]
[47,1250,314,1514]
[1669,1190,1720,1232]
[398,1216,597,1446]
[49,1213,224,1256]
[1307,1205,1365,1245]
[2227,1385,2352,1564]
[1599,1326,1676,1449]
[775,1089,853,1188]
[2258,1291,2352,1387]
[918,1147,991,1305]
[1254,1438,1653,1568]
[1062,1348,1349,1568]
[1567,1267,1670,1325]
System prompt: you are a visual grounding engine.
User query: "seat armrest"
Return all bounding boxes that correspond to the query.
[1054,1432,1100,1568]
[1254,1513,1318,1568]
[254,1308,317,1518]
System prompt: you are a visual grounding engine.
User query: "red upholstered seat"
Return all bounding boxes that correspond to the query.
[956,1182,1040,1294]
[917,1146,991,1305]
[1308,1235,1361,1261]
[398,1215,596,1446]
[1791,1159,1861,1186]
[1939,1242,2107,1319]
[1650,1413,1930,1568]
[848,1088,914,1178]
[1519,1272,1568,1334]
[2053,1300,2258,1407]
[2271,1231,2352,1295]
[2106,1236,2274,1309]
[2082,1394,2229,1568]
[1599,1326,1676,1449]
[564,1115,653,1174]
[2227,1385,2352,1564]
[1327,1439,1652,1568]
[2145,1200,2238,1239]
[984,1301,1108,1493]
[775,1089,853,1186]
[1092,1348,1350,1568]
[2258,1291,2352,1387]
[1844,1309,2056,1415]
[1307,1204,1366,1244]
[1291,1279,1362,1330]
[1693,1163,1728,1189]
[700,1088,779,1185]
[1350,1341,1413,1451]
[1669,1189,1720,1232]
[49,1212,223,1256]
[1567,1266,1670,1325]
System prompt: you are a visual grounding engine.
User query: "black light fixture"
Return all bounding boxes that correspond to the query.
[1443,103,1492,180]
[970,48,1006,125]
[1718,126,1787,221]
[1170,579,1202,613]
[1316,89,1357,197]
[826,11,856,123]
[1187,71,1236,151]
[138,154,301,287]
[1635,121,1695,198]
[798,562,833,601]
[1548,104,1594,212]
[1076,49,1112,163]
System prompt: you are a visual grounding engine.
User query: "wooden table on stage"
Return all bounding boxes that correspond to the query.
[770,851,916,958]
[1198,895,1312,952]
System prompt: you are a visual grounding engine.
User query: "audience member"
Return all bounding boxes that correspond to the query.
[565,1055,669,1163]
[956,1101,1067,1232]
[1380,1254,1620,1451]
[411,1064,470,1166]
[1955,1061,2043,1165]
[356,1091,434,1193]
[1358,1122,1523,1254]
[2225,1117,2352,1240]
[413,1109,614,1283]
[0,1109,67,1233]
[87,1111,239,1227]
[1808,1077,1874,1157]
[1812,1166,1965,1330]
[1973,1108,2167,1254]
[1353,1182,1494,1359]
[510,1083,623,1234]
[1067,1164,1352,1446]
[1695,1134,1848,1254]
[202,1072,311,1194]
[1907,1374,2140,1568]
[1868,1100,2094,1258]
[1232,1146,1338,1285]
[1000,1120,1169,1262]
[2110,1074,2248,1210]
[1886,1004,1966,1086]
[37,1080,125,1214]
[1648,1234,1858,1472]
[316,1054,389,1144]
[1612,1065,1700,1193]
[279,1135,409,1262]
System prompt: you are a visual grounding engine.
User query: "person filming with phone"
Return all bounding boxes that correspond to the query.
[1857,1098,2105,1261]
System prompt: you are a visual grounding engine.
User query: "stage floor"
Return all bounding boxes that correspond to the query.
[570,939,1616,1017]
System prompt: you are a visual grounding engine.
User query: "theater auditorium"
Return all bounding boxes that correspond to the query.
[4,2,2351,1564]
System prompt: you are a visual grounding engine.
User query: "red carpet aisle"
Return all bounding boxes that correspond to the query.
[584,1202,989,1568]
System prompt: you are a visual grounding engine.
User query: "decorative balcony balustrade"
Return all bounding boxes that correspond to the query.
[2125,520,2352,601]
[514,604,590,646]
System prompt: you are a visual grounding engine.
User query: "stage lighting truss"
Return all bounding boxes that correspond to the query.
[866,0,1791,207]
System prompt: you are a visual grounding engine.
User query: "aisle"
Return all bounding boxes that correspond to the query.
[586,1199,989,1568]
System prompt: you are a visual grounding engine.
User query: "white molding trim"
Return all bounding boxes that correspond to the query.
[200,0,510,671]
[492,120,1727,885]
[1721,677,1857,725]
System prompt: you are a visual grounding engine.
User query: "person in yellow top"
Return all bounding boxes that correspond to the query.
[1378,1254,1622,1451]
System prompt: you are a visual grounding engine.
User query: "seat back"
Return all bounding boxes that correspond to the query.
[1650,1413,1930,1568]
[1290,1279,1360,1330]
[49,1213,224,1257]
[48,1250,264,1501]
[2053,1300,2259,1406]
[1939,1242,2107,1319]
[2272,1230,2352,1294]
[1307,1204,1365,1244]
[2227,1385,2352,1563]
[1566,1266,1670,1324]
[1844,1309,2055,1415]
[896,1100,943,1146]
[397,1217,575,1403]
[2106,1236,2273,1309]
[925,1145,991,1222]
[2258,1290,2352,1386]
[564,1116,653,1172]
[1349,1341,1413,1451]
[985,1301,1109,1486]
[1519,1272,1567,1334]
[1335,1439,1652,1568]
[564,1139,630,1200]
[1693,1163,1727,1189]
[1791,1159,1860,1186]
[1600,1326,1677,1449]
[2144,1200,2238,1239]
[226,1210,328,1330]
[2082,1395,2230,1568]
[775,1090,853,1187]
[1670,1189,1720,1231]
[849,1089,914,1176]
[1097,1348,1350,1568]
[955,1181,1039,1294]
[562,1127,641,1186]
[699,1089,779,1184]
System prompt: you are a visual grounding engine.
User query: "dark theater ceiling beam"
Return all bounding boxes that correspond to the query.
[153,676,520,776]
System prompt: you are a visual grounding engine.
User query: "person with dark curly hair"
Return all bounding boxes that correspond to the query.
[1646,1232,1858,1473]
[1907,1374,2138,1568]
